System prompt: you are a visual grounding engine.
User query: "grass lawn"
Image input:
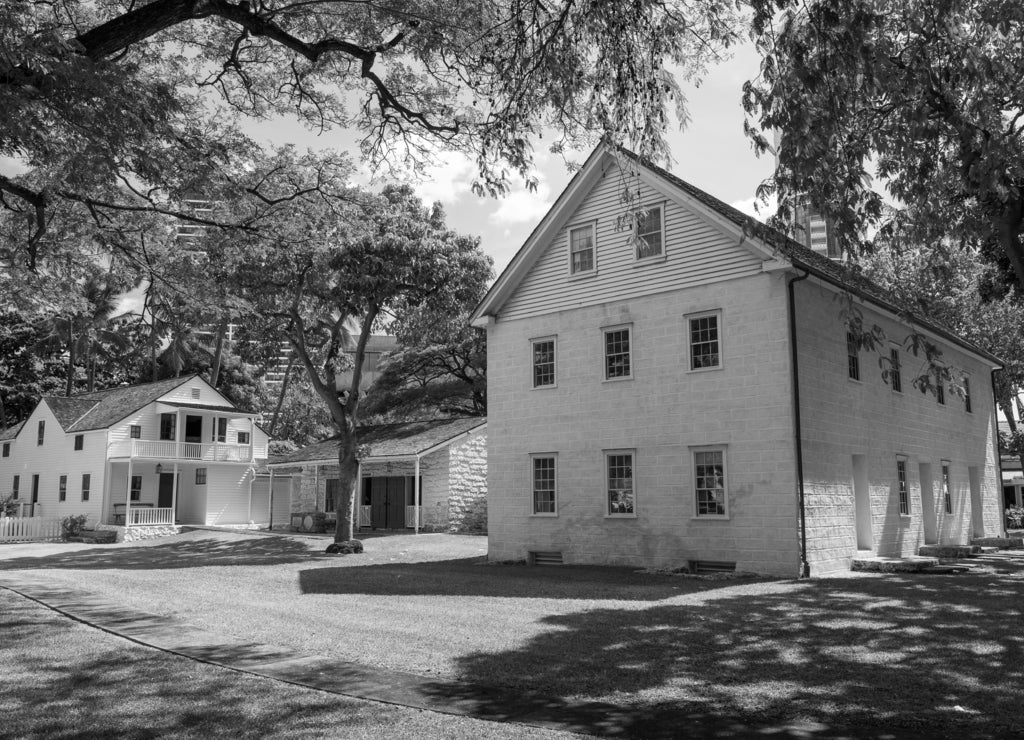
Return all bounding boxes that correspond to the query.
[0,588,579,740]
[4,530,1024,738]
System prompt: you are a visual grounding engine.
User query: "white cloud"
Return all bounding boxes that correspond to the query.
[490,179,554,225]
[729,193,777,222]
[410,151,477,205]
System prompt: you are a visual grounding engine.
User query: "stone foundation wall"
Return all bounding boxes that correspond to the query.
[447,431,488,533]
[96,524,181,542]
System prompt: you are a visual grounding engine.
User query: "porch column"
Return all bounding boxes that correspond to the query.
[414,455,420,535]
[171,461,179,525]
[249,417,256,461]
[268,468,276,530]
[175,410,184,460]
[314,465,320,511]
[101,459,113,525]
[125,458,133,528]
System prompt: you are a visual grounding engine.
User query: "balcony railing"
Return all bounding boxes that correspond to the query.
[108,439,256,462]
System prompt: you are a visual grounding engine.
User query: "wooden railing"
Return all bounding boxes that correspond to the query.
[127,507,175,526]
[108,439,254,462]
[0,516,61,543]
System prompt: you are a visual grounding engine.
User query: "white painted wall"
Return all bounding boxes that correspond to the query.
[794,279,1002,572]
[487,271,800,576]
[0,401,107,524]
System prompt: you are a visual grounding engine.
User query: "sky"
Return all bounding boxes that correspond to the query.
[245,43,774,277]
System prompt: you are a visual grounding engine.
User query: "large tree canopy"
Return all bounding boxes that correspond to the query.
[745,0,1024,288]
[2,0,741,267]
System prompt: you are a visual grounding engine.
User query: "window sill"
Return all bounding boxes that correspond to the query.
[687,365,723,374]
[691,514,730,521]
[531,383,557,391]
[633,254,667,267]
[530,512,558,518]
[567,270,598,282]
[602,376,634,384]
[605,513,637,519]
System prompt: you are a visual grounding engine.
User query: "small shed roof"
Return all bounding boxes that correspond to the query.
[269,417,486,467]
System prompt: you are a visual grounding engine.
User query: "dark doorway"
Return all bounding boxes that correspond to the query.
[158,473,177,509]
[184,415,203,442]
[361,476,424,529]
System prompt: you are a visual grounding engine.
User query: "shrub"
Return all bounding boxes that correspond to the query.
[60,514,89,540]
[1006,506,1024,529]
[1,494,18,517]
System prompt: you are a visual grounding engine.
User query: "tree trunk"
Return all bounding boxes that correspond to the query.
[334,421,358,543]
[996,196,1024,292]
[65,320,75,397]
[209,316,229,387]
[269,351,297,437]
[0,392,7,429]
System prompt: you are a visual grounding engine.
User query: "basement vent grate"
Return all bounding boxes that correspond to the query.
[529,551,564,566]
[690,560,736,574]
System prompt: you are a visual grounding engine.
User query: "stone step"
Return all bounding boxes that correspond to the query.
[970,537,1024,549]
[852,556,939,573]
[923,564,972,574]
[918,544,980,558]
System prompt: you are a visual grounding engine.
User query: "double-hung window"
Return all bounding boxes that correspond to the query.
[634,205,664,260]
[159,413,176,441]
[606,451,635,516]
[74,434,84,451]
[532,338,556,388]
[846,332,860,381]
[897,457,910,515]
[213,417,227,443]
[196,468,207,485]
[2,442,8,457]
[694,447,728,517]
[568,223,595,275]
[130,475,142,501]
[964,377,972,413]
[604,326,632,380]
[237,431,251,445]
[59,475,67,502]
[130,425,141,439]
[936,373,945,405]
[531,455,557,515]
[942,462,952,513]
[82,474,91,502]
[12,475,19,499]
[325,479,339,513]
[890,347,902,392]
[688,311,721,370]
[37,420,45,445]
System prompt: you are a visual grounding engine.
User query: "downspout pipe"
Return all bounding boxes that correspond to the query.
[788,270,811,578]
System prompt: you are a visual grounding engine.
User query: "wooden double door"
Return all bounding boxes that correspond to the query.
[362,476,421,529]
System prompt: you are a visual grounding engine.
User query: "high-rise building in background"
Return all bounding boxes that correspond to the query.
[774,132,841,260]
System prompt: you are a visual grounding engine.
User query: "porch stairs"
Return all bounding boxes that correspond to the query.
[852,537,1023,575]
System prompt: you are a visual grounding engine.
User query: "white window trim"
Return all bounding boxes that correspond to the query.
[602,323,634,382]
[963,375,972,413]
[530,335,558,389]
[529,452,558,517]
[896,454,911,517]
[604,448,637,518]
[685,309,724,373]
[690,444,729,520]
[632,202,667,264]
[566,220,598,279]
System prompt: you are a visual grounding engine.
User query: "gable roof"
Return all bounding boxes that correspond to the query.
[269,417,486,467]
[0,421,24,441]
[42,375,197,433]
[472,144,1001,367]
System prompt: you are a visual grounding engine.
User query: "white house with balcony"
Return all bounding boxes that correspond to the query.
[0,374,269,539]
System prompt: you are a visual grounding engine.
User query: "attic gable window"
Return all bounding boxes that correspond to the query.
[191,387,201,399]
[634,205,664,260]
[37,420,45,446]
[568,223,595,275]
[74,434,84,451]
[2,443,8,457]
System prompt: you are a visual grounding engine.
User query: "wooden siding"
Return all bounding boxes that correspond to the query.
[0,403,107,523]
[500,163,764,321]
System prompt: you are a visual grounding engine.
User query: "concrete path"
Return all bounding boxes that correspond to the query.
[1,575,773,739]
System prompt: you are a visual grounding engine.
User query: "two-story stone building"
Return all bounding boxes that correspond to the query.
[0,375,270,539]
[471,144,1004,577]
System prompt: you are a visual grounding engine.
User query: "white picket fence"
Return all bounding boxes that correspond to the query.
[0,516,62,543]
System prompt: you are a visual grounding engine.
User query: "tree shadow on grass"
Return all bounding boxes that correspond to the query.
[420,568,1024,739]
[299,559,773,601]
[0,535,329,572]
